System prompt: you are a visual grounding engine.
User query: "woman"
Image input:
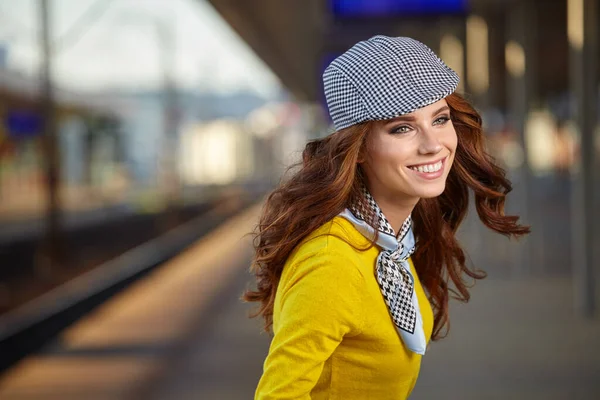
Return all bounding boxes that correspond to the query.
[245,35,529,399]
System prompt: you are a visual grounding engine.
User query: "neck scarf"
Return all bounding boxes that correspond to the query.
[338,186,427,355]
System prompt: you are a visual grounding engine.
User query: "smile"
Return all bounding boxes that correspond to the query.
[407,156,448,179]
[408,160,443,173]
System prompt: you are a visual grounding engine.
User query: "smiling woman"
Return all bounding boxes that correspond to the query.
[246,35,529,400]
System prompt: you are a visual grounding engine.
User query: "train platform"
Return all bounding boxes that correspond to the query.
[0,203,599,399]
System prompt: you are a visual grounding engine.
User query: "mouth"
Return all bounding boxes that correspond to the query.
[407,156,448,179]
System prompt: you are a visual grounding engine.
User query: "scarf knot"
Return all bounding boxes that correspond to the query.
[339,186,426,355]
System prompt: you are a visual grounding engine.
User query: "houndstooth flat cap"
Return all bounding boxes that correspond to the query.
[323,35,460,131]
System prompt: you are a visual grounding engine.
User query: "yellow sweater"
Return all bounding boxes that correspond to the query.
[255,216,434,400]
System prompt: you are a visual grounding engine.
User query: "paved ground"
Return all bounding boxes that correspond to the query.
[145,269,270,400]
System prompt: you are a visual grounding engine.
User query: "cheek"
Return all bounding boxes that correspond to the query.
[446,131,458,169]
[448,128,458,151]
[377,145,412,170]
[367,138,389,166]
[366,132,414,174]
[374,135,412,161]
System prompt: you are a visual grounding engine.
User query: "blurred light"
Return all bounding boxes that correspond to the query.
[278,102,302,128]
[247,105,278,138]
[329,0,469,16]
[179,121,241,185]
[500,139,525,170]
[568,0,584,50]
[440,34,464,92]
[204,125,236,184]
[466,15,489,95]
[505,40,526,78]
[524,110,557,175]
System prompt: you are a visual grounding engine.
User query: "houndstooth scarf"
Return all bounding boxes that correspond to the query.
[338,186,427,355]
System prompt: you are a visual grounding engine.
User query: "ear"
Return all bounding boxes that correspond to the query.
[357,148,367,164]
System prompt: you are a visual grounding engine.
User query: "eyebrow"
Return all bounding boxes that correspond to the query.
[385,105,450,124]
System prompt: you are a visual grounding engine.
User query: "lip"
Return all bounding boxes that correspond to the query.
[407,156,448,168]
[406,156,448,180]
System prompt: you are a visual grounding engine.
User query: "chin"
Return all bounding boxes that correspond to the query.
[415,184,447,199]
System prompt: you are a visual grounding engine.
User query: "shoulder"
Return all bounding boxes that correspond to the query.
[275,217,369,333]
[279,216,372,285]
[288,216,370,266]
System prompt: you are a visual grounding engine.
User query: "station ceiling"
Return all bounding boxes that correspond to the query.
[204,0,561,103]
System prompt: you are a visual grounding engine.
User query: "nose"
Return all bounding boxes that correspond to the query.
[418,127,443,155]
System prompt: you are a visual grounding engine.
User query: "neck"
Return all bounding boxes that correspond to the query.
[379,203,414,237]
[369,191,418,236]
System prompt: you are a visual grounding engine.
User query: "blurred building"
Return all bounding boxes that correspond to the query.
[0,68,124,218]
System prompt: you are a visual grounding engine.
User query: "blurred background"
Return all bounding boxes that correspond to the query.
[0,0,598,399]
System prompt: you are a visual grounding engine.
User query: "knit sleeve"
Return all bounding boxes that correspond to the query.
[255,249,365,400]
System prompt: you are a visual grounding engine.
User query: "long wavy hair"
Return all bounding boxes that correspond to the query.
[244,93,530,340]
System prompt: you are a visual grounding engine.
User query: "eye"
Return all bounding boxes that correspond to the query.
[433,115,451,126]
[390,125,412,134]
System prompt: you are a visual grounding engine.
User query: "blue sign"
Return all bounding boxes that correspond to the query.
[330,0,469,16]
[6,110,43,138]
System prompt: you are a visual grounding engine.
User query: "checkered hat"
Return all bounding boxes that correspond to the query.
[323,35,460,131]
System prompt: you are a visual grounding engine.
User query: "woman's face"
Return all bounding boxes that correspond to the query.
[361,98,458,207]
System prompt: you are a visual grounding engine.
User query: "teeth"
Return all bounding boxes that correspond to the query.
[410,160,443,173]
